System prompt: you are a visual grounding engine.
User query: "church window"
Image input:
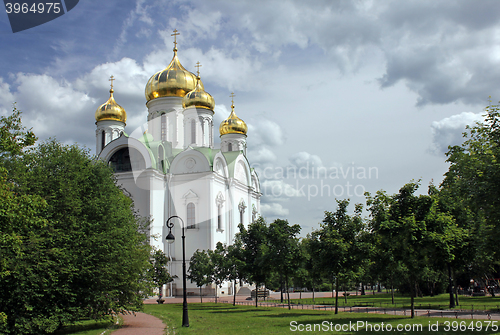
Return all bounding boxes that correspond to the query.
[187,203,196,229]
[238,200,246,224]
[108,147,145,173]
[161,113,167,141]
[191,119,196,144]
[228,142,232,151]
[217,205,223,231]
[101,130,105,151]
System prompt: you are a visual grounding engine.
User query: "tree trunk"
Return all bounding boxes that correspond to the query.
[361,282,365,296]
[280,276,284,303]
[391,283,394,305]
[200,286,203,303]
[233,280,236,306]
[312,285,315,303]
[215,285,218,304]
[332,281,334,298]
[410,281,415,318]
[255,285,258,308]
[448,263,455,308]
[335,276,339,315]
[286,273,291,310]
[344,284,347,304]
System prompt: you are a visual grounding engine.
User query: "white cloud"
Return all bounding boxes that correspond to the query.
[261,203,289,217]
[247,119,285,147]
[261,179,303,198]
[429,111,484,155]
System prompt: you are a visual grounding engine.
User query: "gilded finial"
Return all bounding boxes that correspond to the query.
[171,29,180,51]
[195,62,202,77]
[109,75,115,94]
[230,92,235,110]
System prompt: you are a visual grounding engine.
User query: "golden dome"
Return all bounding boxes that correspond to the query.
[145,48,203,102]
[219,100,247,136]
[95,87,127,123]
[182,76,215,110]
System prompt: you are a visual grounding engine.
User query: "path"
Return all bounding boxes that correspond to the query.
[112,312,165,335]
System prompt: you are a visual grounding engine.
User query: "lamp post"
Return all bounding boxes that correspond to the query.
[165,215,189,327]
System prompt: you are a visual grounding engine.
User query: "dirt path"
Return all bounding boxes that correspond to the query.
[112,312,165,335]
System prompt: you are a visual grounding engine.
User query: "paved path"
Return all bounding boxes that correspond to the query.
[113,312,165,335]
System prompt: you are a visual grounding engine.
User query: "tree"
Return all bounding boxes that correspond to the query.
[226,240,246,306]
[267,219,302,309]
[442,102,500,290]
[188,249,212,303]
[0,111,151,334]
[149,249,173,301]
[209,242,229,303]
[236,217,270,308]
[318,199,366,314]
[301,231,323,303]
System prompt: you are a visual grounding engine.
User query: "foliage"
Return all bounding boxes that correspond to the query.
[188,249,212,303]
[149,249,173,299]
[0,109,151,334]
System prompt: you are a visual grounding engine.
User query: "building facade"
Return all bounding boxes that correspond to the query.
[94,38,261,296]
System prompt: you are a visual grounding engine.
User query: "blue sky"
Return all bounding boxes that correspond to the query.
[2,0,500,233]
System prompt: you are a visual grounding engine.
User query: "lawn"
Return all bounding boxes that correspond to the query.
[54,316,119,335]
[144,303,500,334]
[268,293,500,311]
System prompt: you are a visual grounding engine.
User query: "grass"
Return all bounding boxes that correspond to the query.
[144,303,500,334]
[268,293,500,311]
[54,316,120,335]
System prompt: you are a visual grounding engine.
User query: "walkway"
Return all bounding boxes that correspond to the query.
[112,312,165,335]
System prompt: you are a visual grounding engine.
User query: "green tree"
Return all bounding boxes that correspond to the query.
[442,102,500,291]
[0,112,151,334]
[188,249,212,303]
[209,242,229,303]
[149,249,173,301]
[267,218,302,309]
[318,200,365,314]
[226,240,246,306]
[236,217,270,307]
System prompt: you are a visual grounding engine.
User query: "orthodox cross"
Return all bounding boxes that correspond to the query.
[172,29,180,49]
[109,75,115,90]
[195,62,202,77]
[230,92,235,105]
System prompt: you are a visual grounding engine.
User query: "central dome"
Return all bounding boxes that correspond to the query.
[145,48,203,102]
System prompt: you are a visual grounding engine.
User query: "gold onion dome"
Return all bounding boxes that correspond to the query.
[219,99,247,136]
[182,63,215,110]
[95,79,127,123]
[145,47,202,102]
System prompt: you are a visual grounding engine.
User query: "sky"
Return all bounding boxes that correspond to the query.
[1,0,499,233]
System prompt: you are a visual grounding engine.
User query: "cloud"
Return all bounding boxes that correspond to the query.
[247,147,277,165]
[261,179,303,198]
[429,111,484,155]
[261,202,289,217]
[247,119,285,147]
[287,151,325,176]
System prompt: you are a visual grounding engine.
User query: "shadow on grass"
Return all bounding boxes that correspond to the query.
[54,319,115,334]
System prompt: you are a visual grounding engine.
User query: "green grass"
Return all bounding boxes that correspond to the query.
[54,316,120,335]
[144,303,500,334]
[268,293,500,311]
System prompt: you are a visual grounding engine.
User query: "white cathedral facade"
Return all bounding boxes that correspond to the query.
[93,37,261,296]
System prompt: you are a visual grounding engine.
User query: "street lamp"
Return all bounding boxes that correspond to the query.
[165,215,189,327]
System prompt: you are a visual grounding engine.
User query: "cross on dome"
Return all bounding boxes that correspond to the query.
[109,75,115,90]
[195,62,202,77]
[171,29,180,50]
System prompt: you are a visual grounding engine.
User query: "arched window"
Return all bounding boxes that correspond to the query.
[108,147,145,173]
[101,130,105,152]
[161,113,167,141]
[217,205,223,231]
[191,119,196,144]
[238,201,246,225]
[187,203,196,229]
[227,142,232,151]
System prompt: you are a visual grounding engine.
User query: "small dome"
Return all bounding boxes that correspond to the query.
[182,76,215,110]
[219,103,247,136]
[145,48,202,102]
[95,88,127,123]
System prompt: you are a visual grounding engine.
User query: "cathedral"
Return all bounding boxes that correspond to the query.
[93,32,261,296]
